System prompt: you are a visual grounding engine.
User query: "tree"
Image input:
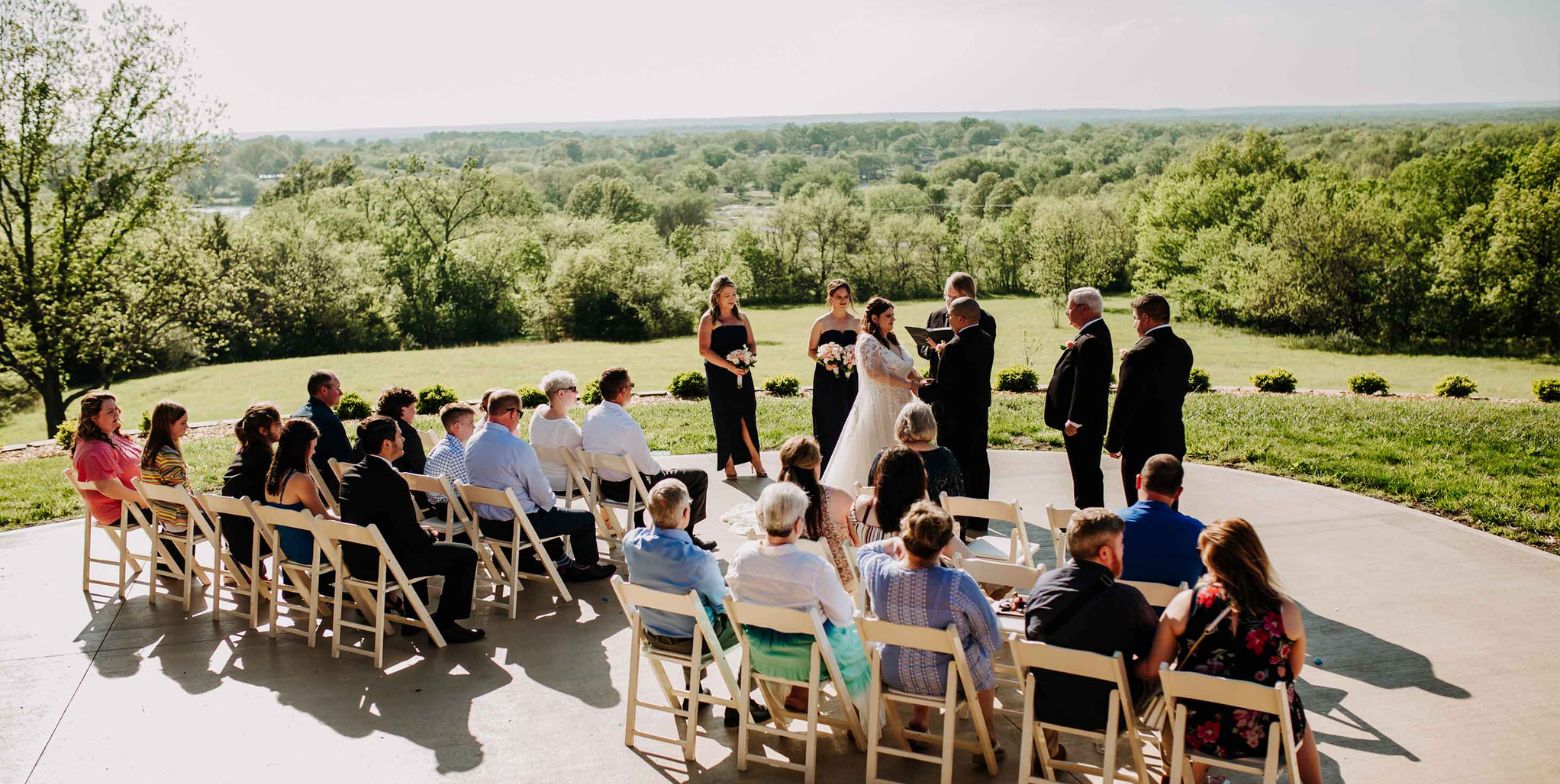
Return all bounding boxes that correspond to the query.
[564,175,649,223]
[0,0,214,436]
[1025,198,1132,322]
[785,187,868,299]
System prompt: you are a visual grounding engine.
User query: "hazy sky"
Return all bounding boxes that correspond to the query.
[78,0,1560,133]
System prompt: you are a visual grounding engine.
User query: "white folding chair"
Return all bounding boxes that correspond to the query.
[309,461,340,513]
[316,518,447,668]
[197,493,275,628]
[401,471,472,539]
[533,445,590,510]
[456,482,573,616]
[583,449,643,543]
[252,504,335,647]
[1043,505,1076,569]
[724,598,867,782]
[66,467,148,601]
[940,493,1039,567]
[857,616,1001,783]
[1010,640,1153,784]
[610,576,745,761]
[419,428,437,451]
[131,477,215,613]
[953,553,1044,710]
[1160,666,1301,784]
[793,537,866,611]
[1120,580,1189,610]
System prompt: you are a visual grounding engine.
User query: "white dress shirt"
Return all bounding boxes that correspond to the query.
[726,541,856,628]
[581,401,662,481]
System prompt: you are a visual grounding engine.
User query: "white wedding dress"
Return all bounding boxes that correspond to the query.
[822,333,916,489]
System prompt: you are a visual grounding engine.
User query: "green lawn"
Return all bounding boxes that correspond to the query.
[2,293,1557,446]
[9,393,1557,553]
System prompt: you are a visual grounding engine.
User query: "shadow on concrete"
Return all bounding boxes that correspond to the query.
[1301,608,1470,699]
[496,593,626,709]
[722,475,775,502]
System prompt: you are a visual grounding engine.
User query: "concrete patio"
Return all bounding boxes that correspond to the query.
[2,450,1556,784]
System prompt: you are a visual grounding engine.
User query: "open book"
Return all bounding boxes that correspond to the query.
[904,325,955,350]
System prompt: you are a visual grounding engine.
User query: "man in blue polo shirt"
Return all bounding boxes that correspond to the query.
[1119,454,1205,590]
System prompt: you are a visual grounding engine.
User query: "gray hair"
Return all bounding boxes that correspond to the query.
[896,400,938,444]
[756,482,811,537]
[647,479,690,529]
[540,370,578,397]
[1067,287,1103,316]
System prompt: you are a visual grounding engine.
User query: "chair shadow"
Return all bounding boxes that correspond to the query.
[1300,607,1470,699]
[493,586,627,709]
[723,475,775,501]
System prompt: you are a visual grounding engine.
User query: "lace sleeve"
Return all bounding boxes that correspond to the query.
[856,334,907,386]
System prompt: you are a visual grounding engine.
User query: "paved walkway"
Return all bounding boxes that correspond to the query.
[3,451,1556,784]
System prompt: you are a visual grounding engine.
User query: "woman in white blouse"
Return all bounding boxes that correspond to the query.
[527,370,582,493]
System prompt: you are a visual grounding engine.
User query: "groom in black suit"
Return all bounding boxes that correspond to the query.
[1045,287,1113,509]
[921,272,997,379]
[918,297,995,534]
[1105,293,1194,506]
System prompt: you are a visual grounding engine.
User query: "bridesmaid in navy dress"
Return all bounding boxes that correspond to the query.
[699,275,767,479]
[808,279,859,470]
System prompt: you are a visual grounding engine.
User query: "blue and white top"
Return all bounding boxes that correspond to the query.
[423,432,469,505]
[857,540,1002,694]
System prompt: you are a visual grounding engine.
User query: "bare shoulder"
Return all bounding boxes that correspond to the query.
[1280,597,1305,637]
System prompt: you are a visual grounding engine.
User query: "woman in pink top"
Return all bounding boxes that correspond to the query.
[72,391,145,525]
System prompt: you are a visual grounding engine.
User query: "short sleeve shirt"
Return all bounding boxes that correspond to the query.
[140,445,190,530]
[74,434,142,524]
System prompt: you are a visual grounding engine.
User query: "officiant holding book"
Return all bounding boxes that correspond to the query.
[919,271,996,379]
[917,296,995,534]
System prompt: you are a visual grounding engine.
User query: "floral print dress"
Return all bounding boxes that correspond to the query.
[1177,583,1308,759]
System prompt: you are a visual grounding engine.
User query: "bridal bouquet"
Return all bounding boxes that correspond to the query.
[727,345,757,388]
[816,342,856,378]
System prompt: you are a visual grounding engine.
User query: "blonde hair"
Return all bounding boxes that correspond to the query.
[647,479,690,529]
[895,400,938,444]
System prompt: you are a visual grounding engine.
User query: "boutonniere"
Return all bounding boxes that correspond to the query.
[1119,348,1130,360]
[1060,340,1075,351]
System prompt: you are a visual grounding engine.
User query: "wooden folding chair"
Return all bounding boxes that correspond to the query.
[534,445,589,510]
[309,461,340,513]
[196,493,275,628]
[953,554,1043,709]
[794,538,866,610]
[419,428,436,450]
[857,616,1001,783]
[1160,666,1300,784]
[724,598,866,782]
[315,518,448,668]
[1042,505,1075,569]
[610,576,745,761]
[583,449,643,542]
[66,467,148,600]
[1120,580,1188,609]
[1010,640,1153,784]
[131,477,215,613]
[940,493,1039,567]
[401,471,472,540]
[455,482,573,616]
[252,504,334,647]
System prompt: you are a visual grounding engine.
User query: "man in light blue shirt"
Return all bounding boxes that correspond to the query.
[465,389,615,583]
[1118,454,1205,592]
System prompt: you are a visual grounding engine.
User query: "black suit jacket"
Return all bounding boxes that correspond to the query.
[337,456,434,576]
[917,325,994,445]
[1104,326,1194,457]
[1045,319,1113,436]
[921,307,997,378]
[294,397,355,491]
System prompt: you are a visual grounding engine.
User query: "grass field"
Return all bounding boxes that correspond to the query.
[4,294,1556,446]
[7,392,1556,553]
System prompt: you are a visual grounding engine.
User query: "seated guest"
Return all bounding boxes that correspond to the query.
[337,416,484,643]
[623,479,770,727]
[71,391,148,526]
[1119,454,1205,589]
[466,389,616,582]
[528,370,583,493]
[1024,508,1157,754]
[778,436,860,591]
[221,403,282,567]
[582,367,712,549]
[857,502,1003,759]
[1137,518,1322,784]
[424,402,477,521]
[263,418,340,565]
[867,400,964,502]
[727,483,871,714]
[849,445,927,543]
[293,370,353,495]
[138,401,193,544]
[376,386,425,475]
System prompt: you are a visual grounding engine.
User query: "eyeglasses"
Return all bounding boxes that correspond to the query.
[563,386,577,392]
[502,407,519,415]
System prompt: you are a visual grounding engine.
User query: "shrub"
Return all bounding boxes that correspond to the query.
[528,225,699,342]
[517,386,548,408]
[1251,368,1297,394]
[336,392,372,421]
[582,379,603,405]
[1188,368,1212,393]
[416,384,459,415]
[55,422,75,451]
[1536,378,1560,403]
[137,410,151,433]
[1347,372,1390,396]
[669,371,709,399]
[764,375,800,397]
[1435,375,1477,398]
[996,365,1040,393]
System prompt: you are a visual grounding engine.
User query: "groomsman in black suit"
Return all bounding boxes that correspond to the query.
[1045,287,1113,509]
[918,297,995,534]
[1105,293,1194,506]
[921,272,997,379]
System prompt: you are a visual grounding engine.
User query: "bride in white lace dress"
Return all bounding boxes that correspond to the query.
[822,297,927,489]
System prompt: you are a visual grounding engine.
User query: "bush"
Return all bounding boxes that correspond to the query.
[764,375,800,397]
[582,379,602,405]
[1435,375,1477,398]
[996,365,1040,393]
[1251,368,1298,394]
[528,225,699,342]
[1536,378,1560,403]
[55,422,75,451]
[137,410,151,433]
[668,371,709,400]
[517,386,548,408]
[336,392,372,421]
[1188,368,1212,393]
[416,384,459,415]
[1347,372,1390,396]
